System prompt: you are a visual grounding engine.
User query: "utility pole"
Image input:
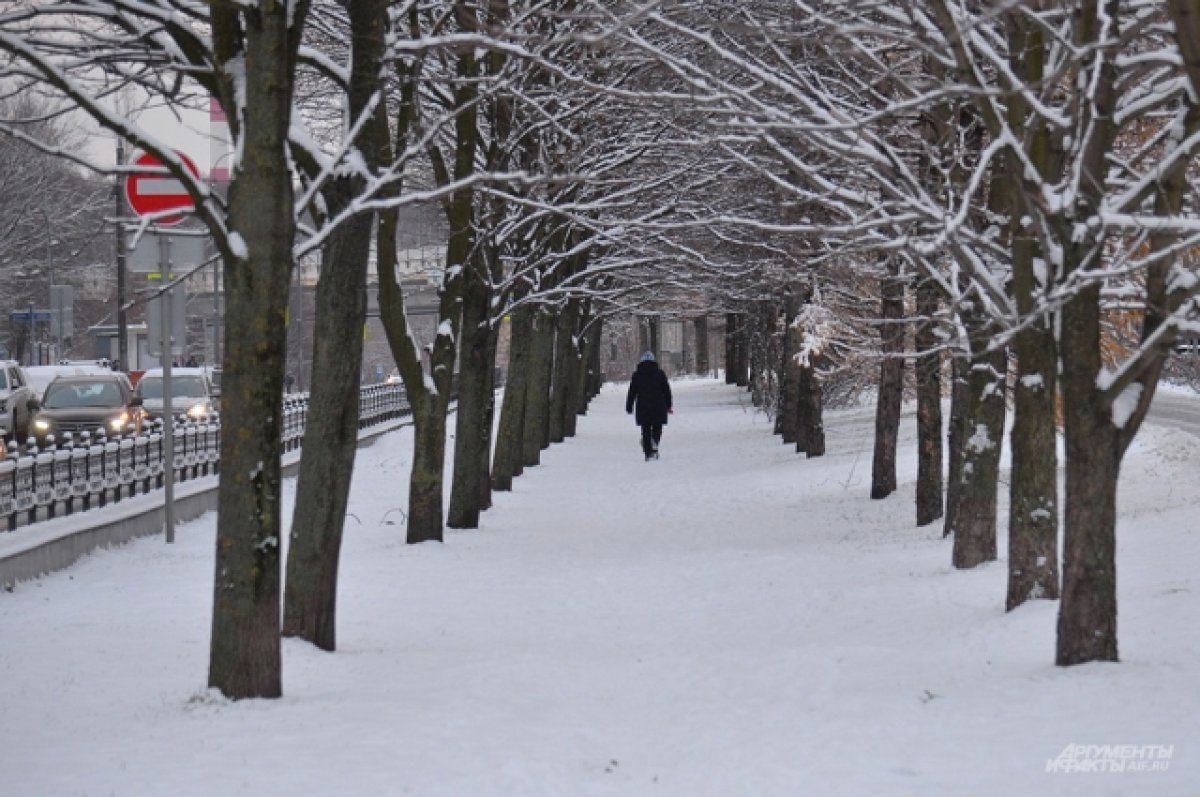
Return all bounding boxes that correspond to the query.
[116,138,129,371]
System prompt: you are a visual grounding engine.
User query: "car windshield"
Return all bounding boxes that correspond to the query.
[43,381,123,409]
[137,376,206,400]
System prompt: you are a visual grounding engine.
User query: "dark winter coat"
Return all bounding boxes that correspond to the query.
[626,361,673,426]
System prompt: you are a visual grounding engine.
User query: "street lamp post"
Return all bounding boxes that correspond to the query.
[38,204,57,362]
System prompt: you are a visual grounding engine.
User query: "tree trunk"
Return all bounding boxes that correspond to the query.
[447,251,493,529]
[949,342,1006,568]
[725,313,738,384]
[1056,285,1118,664]
[914,278,943,526]
[548,301,579,444]
[281,182,370,650]
[522,309,555,467]
[408,399,449,543]
[582,317,603,407]
[562,307,585,438]
[281,0,385,652]
[871,269,905,499]
[492,307,532,491]
[943,352,970,537]
[780,291,802,445]
[800,361,825,457]
[1007,319,1060,607]
[477,318,499,512]
[208,2,304,700]
[695,316,710,376]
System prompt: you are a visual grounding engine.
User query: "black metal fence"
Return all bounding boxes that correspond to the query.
[1,383,411,532]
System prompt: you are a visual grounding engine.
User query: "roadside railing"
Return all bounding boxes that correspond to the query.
[1,383,411,532]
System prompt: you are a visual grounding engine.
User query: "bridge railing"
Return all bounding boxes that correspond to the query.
[0,383,411,532]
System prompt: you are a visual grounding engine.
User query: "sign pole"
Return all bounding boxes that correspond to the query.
[160,238,176,544]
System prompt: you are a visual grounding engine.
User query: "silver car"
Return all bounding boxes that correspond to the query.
[134,367,219,420]
[0,360,37,441]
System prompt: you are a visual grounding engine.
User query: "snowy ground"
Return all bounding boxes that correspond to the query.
[0,378,1195,796]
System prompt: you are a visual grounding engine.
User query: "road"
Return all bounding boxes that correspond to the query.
[1146,388,1200,436]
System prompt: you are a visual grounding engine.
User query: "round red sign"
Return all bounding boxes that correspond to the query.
[124,151,200,226]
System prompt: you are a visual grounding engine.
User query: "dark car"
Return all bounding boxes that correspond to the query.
[30,374,148,443]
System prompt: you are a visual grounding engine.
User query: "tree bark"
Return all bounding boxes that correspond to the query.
[914,277,943,526]
[281,0,386,652]
[492,306,532,490]
[949,341,1006,569]
[1007,318,1059,607]
[800,360,825,457]
[281,187,369,649]
[871,268,905,499]
[522,309,555,467]
[780,290,802,445]
[1057,285,1118,664]
[548,300,579,444]
[562,304,585,439]
[477,316,499,512]
[447,250,493,529]
[943,352,970,537]
[694,316,710,376]
[1001,3,1060,609]
[725,313,738,384]
[208,0,307,700]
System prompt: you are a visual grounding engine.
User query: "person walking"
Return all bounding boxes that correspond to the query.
[626,351,673,461]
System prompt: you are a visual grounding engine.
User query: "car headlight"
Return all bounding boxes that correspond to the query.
[186,403,209,419]
[109,413,130,432]
[34,419,51,432]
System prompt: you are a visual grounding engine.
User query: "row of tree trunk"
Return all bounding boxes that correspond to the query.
[725,291,826,458]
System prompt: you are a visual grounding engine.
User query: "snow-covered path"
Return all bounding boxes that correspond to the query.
[0,378,1195,796]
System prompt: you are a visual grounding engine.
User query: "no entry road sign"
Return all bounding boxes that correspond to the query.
[124,151,200,226]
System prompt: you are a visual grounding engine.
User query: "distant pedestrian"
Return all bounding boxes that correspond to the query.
[185,356,199,368]
[285,373,296,394]
[626,351,673,461]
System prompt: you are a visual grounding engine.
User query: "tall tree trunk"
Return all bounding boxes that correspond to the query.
[562,305,585,438]
[871,267,905,499]
[695,316,710,376]
[281,0,386,652]
[208,1,306,700]
[780,289,802,445]
[1057,284,1118,664]
[405,16,479,543]
[522,309,555,467]
[548,301,579,444]
[281,186,370,649]
[800,360,825,457]
[914,277,943,527]
[477,317,499,512]
[949,338,1007,568]
[943,351,970,537]
[447,251,493,529]
[408,401,449,542]
[725,313,738,384]
[492,306,532,490]
[1001,5,1060,608]
[582,317,603,407]
[1007,318,1059,607]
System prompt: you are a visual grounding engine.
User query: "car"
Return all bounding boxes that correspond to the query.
[30,373,148,443]
[134,367,219,420]
[24,363,116,402]
[0,360,38,442]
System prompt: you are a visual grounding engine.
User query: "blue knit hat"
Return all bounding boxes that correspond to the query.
[640,351,656,362]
